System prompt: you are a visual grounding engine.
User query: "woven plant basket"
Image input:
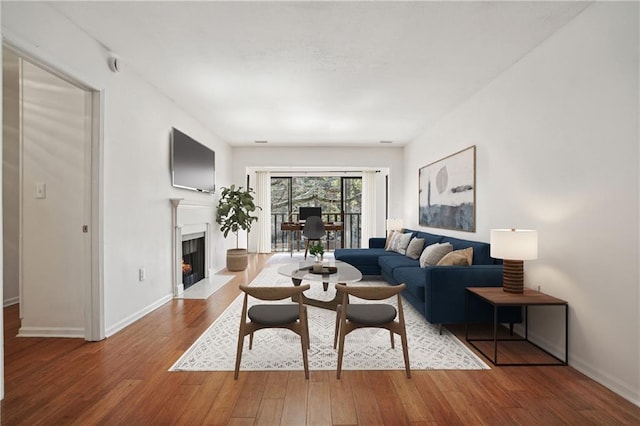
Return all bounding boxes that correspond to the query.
[227,248,248,272]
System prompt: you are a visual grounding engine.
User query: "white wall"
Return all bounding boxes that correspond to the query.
[2,49,18,307]
[0,4,5,399]
[232,145,405,251]
[404,3,639,405]
[2,3,232,336]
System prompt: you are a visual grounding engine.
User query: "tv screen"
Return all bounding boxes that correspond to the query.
[171,127,215,193]
[299,206,322,221]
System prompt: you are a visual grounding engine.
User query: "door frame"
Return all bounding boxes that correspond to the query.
[3,40,105,341]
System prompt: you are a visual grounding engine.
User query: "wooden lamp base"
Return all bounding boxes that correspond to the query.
[502,259,524,294]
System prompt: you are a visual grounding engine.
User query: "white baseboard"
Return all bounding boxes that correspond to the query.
[105,293,173,338]
[567,350,640,407]
[18,326,84,338]
[520,327,640,407]
[3,297,19,308]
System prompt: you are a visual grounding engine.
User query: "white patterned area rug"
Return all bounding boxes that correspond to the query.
[169,265,489,372]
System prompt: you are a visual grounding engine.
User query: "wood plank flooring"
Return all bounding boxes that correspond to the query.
[2,253,639,424]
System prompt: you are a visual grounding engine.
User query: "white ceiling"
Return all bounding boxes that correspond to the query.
[51,1,589,147]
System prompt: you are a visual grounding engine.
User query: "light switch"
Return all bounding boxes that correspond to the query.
[36,182,46,199]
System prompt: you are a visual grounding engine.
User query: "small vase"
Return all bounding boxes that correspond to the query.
[312,258,323,273]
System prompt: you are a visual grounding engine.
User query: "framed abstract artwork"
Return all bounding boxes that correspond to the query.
[418,146,476,232]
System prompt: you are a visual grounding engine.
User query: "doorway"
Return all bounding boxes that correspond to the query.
[2,47,103,341]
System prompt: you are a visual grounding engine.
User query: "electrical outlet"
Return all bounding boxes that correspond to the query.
[139,267,146,282]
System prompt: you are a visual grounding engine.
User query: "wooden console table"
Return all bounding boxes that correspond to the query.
[280,222,344,255]
[465,287,568,366]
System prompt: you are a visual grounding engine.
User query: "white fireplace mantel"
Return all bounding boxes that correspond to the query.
[170,198,215,297]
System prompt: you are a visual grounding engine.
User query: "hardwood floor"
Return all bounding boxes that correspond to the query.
[2,253,639,425]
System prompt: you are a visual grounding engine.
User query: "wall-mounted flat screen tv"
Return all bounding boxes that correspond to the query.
[171,127,215,193]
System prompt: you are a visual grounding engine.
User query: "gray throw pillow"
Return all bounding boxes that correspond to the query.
[419,242,453,267]
[384,230,401,251]
[391,232,413,255]
[405,237,425,260]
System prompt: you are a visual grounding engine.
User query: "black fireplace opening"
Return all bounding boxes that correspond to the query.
[182,236,205,290]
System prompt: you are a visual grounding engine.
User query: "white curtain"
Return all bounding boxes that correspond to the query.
[255,171,272,253]
[361,170,377,247]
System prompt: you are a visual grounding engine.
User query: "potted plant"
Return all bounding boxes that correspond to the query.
[308,242,325,272]
[216,185,260,271]
[308,242,324,261]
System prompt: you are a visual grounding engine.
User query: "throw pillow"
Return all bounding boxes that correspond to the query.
[419,242,453,267]
[390,232,413,255]
[437,247,474,266]
[405,237,425,260]
[384,230,401,251]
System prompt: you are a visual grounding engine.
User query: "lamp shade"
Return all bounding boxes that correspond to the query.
[386,218,404,232]
[490,229,538,260]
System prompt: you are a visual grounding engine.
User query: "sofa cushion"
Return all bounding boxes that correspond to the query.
[419,242,453,267]
[392,267,426,302]
[437,247,473,266]
[405,237,425,260]
[440,236,492,265]
[336,248,389,265]
[378,254,419,277]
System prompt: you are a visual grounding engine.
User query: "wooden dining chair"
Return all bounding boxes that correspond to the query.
[333,283,410,379]
[234,284,311,379]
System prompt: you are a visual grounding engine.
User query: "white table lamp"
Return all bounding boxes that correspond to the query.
[490,229,538,294]
[386,218,404,232]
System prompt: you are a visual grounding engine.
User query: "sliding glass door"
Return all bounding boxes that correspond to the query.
[271,176,362,252]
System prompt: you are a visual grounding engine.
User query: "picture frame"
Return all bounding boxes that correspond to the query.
[418,146,476,232]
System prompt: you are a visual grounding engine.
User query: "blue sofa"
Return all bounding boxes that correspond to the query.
[335,229,521,327]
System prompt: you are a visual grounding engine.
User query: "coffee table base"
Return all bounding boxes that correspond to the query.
[291,277,344,311]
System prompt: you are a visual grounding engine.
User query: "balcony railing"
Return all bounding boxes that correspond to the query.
[271,213,361,252]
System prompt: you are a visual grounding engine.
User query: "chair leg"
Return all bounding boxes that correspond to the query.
[333,306,341,349]
[249,332,254,349]
[305,307,310,349]
[304,239,310,259]
[389,330,395,349]
[336,318,347,379]
[300,321,310,379]
[234,332,245,380]
[400,328,411,379]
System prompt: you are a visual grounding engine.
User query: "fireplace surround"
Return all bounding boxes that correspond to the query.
[171,198,214,297]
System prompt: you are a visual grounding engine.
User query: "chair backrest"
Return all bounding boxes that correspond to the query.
[239,284,310,301]
[302,216,326,239]
[334,283,406,301]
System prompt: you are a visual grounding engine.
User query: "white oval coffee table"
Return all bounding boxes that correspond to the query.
[277,260,362,310]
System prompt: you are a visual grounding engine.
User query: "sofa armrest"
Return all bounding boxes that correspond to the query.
[424,265,506,324]
[369,237,386,249]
